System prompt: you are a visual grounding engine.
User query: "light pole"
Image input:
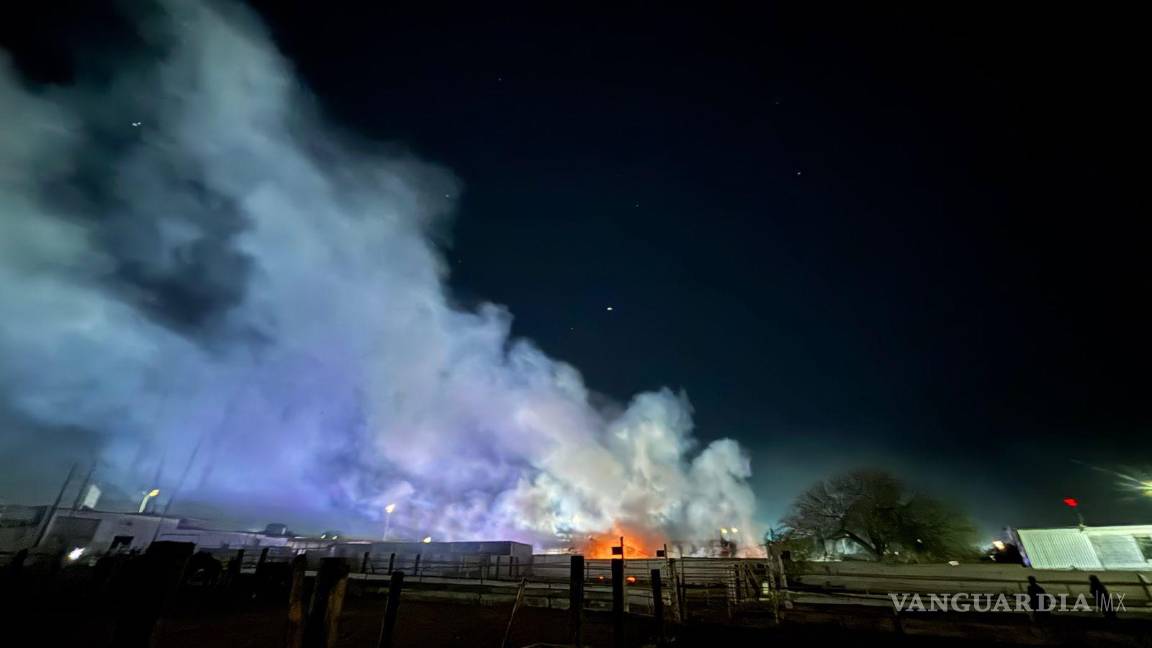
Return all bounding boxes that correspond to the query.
[138,488,160,514]
[1063,497,1085,529]
[384,503,396,539]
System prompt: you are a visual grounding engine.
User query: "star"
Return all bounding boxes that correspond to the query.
[606,306,614,311]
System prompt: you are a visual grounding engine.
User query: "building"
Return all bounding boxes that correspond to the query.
[365,540,532,561]
[0,505,290,554]
[1013,524,1152,570]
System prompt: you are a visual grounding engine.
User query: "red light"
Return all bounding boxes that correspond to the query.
[625,576,637,585]
[1063,498,1079,508]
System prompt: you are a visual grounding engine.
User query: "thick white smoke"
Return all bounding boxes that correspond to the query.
[0,2,757,551]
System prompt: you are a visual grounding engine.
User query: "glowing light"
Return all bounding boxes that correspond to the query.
[1062,497,1079,508]
[582,526,662,558]
[138,488,160,513]
[731,527,739,533]
[385,503,396,514]
[67,547,85,561]
[992,540,1006,551]
[625,576,637,585]
[720,528,729,534]
[422,536,432,543]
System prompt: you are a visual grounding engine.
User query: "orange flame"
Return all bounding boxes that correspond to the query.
[580,524,663,559]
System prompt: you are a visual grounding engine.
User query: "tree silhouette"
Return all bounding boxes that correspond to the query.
[782,469,976,561]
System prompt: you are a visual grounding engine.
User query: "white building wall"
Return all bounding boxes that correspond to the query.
[1017,525,1152,570]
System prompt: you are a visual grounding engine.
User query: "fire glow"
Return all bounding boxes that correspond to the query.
[581,525,664,559]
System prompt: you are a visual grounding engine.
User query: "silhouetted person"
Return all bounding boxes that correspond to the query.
[1026,576,1047,613]
[1089,575,1117,619]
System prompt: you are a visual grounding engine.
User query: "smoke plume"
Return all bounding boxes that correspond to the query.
[0,2,757,550]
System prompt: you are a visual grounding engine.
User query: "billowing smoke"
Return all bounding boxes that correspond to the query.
[0,2,757,551]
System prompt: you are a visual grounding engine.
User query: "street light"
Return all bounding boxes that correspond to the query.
[138,488,160,514]
[384,503,396,539]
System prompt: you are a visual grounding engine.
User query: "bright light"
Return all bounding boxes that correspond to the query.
[991,540,1006,551]
[422,536,432,543]
[731,527,739,533]
[720,528,729,534]
[138,488,161,513]
[625,576,637,584]
[67,547,86,561]
[385,503,397,514]
[1142,481,1152,497]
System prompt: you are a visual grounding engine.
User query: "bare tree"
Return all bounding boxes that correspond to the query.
[782,469,976,561]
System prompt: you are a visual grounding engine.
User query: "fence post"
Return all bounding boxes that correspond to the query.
[361,551,372,574]
[501,578,529,648]
[111,541,195,648]
[413,554,421,580]
[569,555,584,646]
[286,554,308,648]
[0,548,29,621]
[612,557,625,648]
[387,553,395,574]
[256,547,270,575]
[651,568,664,643]
[664,557,681,624]
[376,571,405,648]
[304,557,350,648]
[227,549,245,588]
[678,559,688,621]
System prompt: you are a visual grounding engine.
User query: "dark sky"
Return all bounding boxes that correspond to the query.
[6,2,1148,532]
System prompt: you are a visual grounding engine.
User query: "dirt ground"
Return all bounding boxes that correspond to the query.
[9,567,1149,647]
[155,599,638,648]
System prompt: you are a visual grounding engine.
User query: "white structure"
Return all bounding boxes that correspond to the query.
[1015,525,1152,570]
[0,505,289,554]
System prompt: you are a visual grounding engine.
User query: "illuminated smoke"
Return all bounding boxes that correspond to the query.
[0,2,758,551]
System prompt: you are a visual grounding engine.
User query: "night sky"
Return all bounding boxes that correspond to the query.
[4,2,1148,534]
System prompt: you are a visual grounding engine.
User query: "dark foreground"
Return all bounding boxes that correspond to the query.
[4,554,1150,648]
[13,593,1152,648]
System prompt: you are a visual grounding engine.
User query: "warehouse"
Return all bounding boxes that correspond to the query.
[1014,524,1152,570]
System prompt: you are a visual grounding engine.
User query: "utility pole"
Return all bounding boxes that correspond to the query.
[70,463,96,510]
[32,463,77,548]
